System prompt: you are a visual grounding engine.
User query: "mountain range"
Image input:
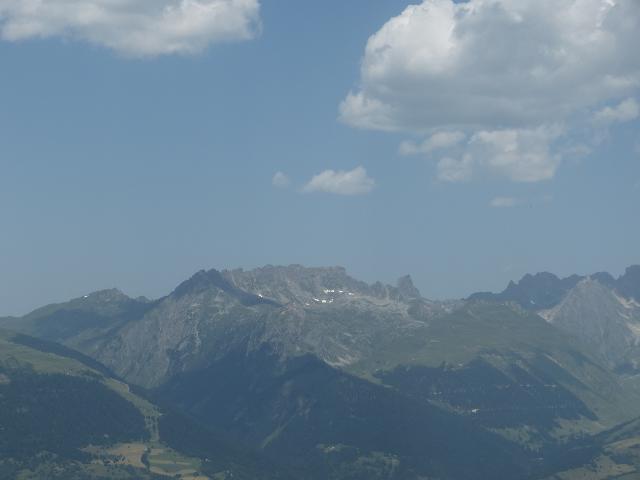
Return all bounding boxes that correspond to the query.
[2,264,640,479]
[471,266,640,373]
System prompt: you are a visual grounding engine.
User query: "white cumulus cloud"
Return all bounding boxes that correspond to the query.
[302,166,375,196]
[469,125,563,182]
[341,0,640,182]
[0,0,261,56]
[435,126,563,183]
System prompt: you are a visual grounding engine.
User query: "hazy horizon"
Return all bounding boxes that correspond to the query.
[3,261,640,317]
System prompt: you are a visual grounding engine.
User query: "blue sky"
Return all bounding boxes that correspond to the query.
[0,0,639,315]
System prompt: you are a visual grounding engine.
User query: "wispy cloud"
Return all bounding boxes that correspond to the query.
[490,197,519,208]
[489,194,553,208]
[272,171,291,189]
[302,166,375,196]
[593,98,639,126]
[0,0,261,57]
[437,156,473,183]
[400,131,465,155]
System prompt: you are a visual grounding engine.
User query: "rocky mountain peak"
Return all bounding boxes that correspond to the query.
[82,288,131,303]
[591,271,617,287]
[221,264,432,308]
[470,271,583,310]
[172,269,229,297]
[396,275,421,299]
[540,276,640,370]
[618,265,640,301]
[222,264,372,305]
[573,276,609,293]
[171,268,278,307]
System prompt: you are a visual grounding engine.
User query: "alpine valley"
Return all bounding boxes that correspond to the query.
[2,264,640,480]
